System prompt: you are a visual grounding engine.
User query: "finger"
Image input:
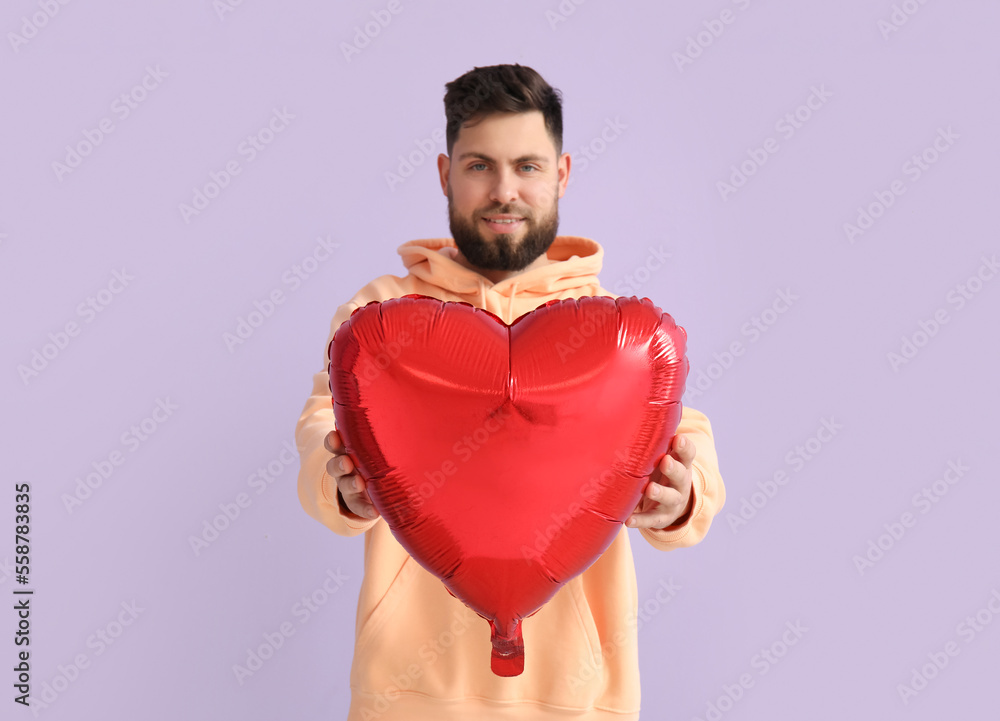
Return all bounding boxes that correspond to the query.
[325,449,354,478]
[336,471,366,497]
[628,483,685,527]
[626,504,678,529]
[340,484,378,520]
[340,472,376,506]
[657,455,688,493]
[345,493,378,519]
[671,435,696,466]
[642,481,684,510]
[326,453,348,479]
[337,474,377,516]
[657,460,694,507]
[324,430,343,454]
[644,479,666,502]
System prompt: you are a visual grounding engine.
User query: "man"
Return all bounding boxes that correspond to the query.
[295,63,725,720]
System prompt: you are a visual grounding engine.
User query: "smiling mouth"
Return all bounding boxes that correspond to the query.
[482,217,526,233]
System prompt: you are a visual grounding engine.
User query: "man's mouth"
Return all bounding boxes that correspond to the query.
[482,216,525,232]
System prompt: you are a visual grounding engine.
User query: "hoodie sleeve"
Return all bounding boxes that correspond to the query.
[639,405,726,551]
[593,286,727,550]
[295,295,382,537]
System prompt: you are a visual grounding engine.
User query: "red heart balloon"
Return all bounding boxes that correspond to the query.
[329,294,688,676]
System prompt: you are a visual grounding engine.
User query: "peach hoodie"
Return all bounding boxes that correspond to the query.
[295,236,726,720]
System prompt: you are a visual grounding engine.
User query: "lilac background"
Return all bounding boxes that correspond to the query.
[3,1,999,719]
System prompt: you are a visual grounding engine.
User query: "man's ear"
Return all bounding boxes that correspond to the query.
[438,153,451,196]
[557,152,571,199]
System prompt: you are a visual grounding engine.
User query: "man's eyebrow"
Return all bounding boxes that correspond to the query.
[456,152,549,165]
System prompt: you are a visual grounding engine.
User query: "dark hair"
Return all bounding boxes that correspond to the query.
[443,64,563,158]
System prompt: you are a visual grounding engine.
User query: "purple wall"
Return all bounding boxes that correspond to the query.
[3,1,998,719]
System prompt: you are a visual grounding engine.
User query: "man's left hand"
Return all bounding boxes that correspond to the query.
[627,435,695,530]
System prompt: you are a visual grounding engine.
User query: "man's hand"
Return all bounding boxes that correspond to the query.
[324,430,380,521]
[627,435,695,530]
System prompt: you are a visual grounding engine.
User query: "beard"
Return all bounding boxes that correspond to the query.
[446,185,560,272]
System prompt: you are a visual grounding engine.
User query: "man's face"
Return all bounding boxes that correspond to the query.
[438,110,570,272]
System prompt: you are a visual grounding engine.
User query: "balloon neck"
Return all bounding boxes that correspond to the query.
[489,619,525,676]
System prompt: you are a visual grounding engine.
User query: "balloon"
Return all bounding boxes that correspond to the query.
[328,294,688,676]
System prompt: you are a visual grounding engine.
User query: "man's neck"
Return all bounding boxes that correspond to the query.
[451,247,551,284]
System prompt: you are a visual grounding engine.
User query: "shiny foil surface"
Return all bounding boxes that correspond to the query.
[329,294,689,676]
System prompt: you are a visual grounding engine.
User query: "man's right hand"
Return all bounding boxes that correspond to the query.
[324,430,380,520]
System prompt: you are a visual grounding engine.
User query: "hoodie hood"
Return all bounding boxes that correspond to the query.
[397,236,606,320]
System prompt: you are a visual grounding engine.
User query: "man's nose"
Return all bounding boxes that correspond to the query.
[489,169,519,204]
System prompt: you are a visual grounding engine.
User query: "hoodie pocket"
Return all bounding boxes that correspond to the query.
[350,562,614,711]
[568,579,604,671]
[353,556,413,654]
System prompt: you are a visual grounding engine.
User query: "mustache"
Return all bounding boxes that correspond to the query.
[482,209,529,218]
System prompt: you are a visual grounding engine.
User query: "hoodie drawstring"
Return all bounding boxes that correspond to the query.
[477,278,520,323]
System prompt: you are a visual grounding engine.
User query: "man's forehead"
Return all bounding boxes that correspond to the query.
[453,111,555,159]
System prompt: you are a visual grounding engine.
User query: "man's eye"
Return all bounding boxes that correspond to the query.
[469,164,538,172]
